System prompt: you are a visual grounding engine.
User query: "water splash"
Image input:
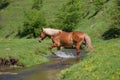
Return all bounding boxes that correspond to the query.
[54,49,86,58]
[55,51,76,58]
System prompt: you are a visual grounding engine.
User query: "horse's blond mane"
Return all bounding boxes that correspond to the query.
[43,28,62,35]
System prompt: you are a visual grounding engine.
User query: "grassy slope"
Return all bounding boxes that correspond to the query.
[0,0,33,38]
[0,38,51,67]
[57,0,120,80]
[0,0,67,38]
[43,0,68,22]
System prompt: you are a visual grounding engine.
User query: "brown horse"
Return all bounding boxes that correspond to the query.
[39,28,94,57]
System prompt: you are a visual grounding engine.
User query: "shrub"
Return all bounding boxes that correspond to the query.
[17,0,46,38]
[52,0,81,32]
[18,9,46,38]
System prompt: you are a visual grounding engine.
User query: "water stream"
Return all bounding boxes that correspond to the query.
[0,49,86,80]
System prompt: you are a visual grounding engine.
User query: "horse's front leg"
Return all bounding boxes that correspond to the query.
[49,42,60,55]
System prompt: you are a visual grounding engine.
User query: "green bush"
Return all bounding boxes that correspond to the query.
[17,0,46,38]
[18,9,46,38]
[0,0,10,9]
[52,0,81,32]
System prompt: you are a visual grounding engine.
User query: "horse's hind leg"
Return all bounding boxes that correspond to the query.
[75,41,83,61]
[76,45,80,56]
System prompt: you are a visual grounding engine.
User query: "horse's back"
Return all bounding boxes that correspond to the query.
[60,31,85,43]
[71,31,85,43]
[72,31,84,36]
[59,31,85,41]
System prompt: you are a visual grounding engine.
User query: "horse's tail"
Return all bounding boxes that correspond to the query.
[84,34,94,51]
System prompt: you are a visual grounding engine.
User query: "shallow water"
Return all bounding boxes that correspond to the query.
[0,49,86,80]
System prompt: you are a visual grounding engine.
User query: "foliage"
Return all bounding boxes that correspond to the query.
[18,9,46,38]
[0,0,9,9]
[51,0,81,32]
[51,0,108,32]
[17,0,46,38]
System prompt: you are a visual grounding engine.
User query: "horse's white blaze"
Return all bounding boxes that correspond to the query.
[43,28,62,36]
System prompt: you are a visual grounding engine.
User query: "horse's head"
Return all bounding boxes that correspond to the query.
[39,28,47,43]
[39,28,62,43]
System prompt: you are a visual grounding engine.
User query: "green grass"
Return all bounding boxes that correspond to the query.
[57,38,120,80]
[0,39,51,67]
[0,0,33,38]
[42,0,68,22]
